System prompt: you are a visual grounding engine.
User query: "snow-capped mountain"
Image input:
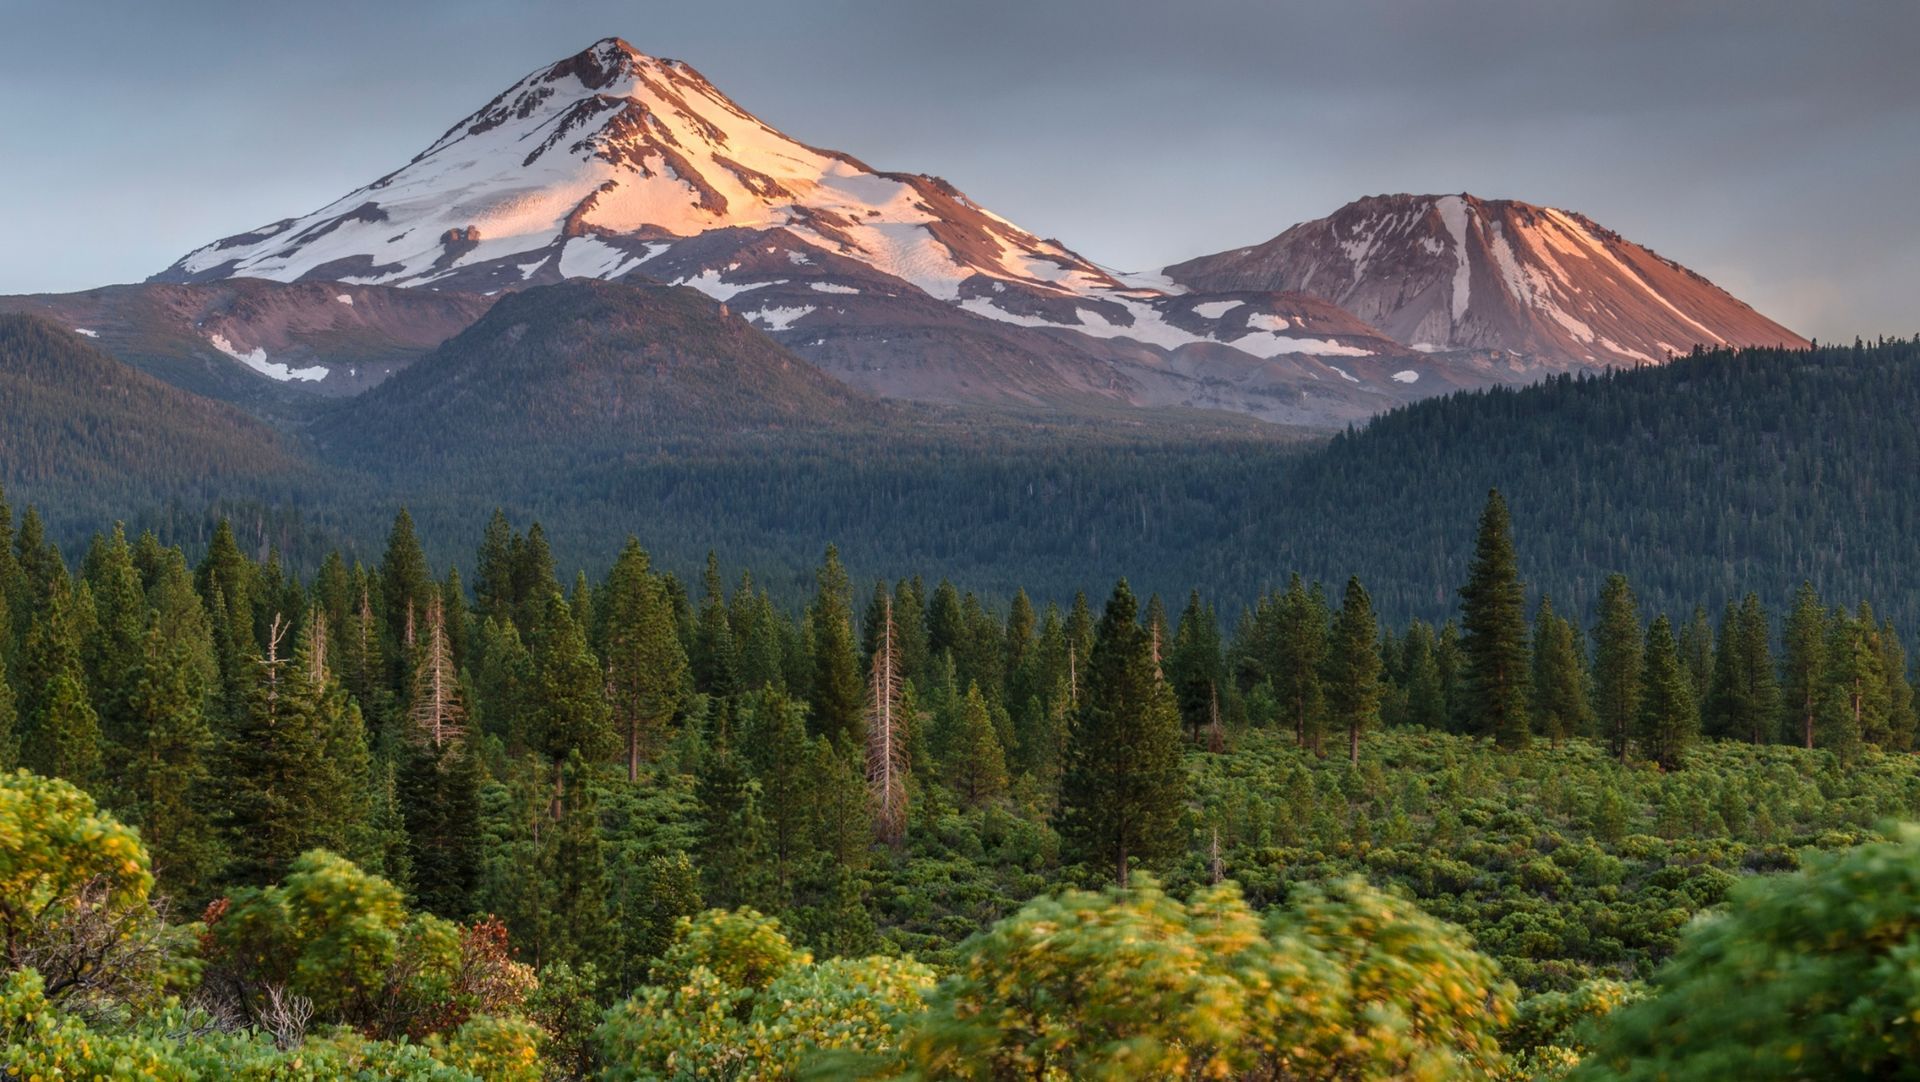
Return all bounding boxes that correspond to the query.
[158,38,1122,301]
[149,40,1807,425]
[151,37,1432,422]
[1165,193,1808,365]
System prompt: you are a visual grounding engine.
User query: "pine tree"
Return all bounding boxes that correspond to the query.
[808,546,864,748]
[1707,594,1780,744]
[80,525,145,759]
[693,703,769,909]
[512,523,560,636]
[1326,577,1382,765]
[34,671,101,792]
[1782,582,1828,751]
[124,595,223,902]
[597,540,687,781]
[1677,605,1715,711]
[475,616,533,748]
[530,593,613,812]
[1003,589,1036,707]
[1819,605,1879,759]
[474,509,520,625]
[1273,574,1329,753]
[1459,490,1531,749]
[1636,615,1697,770]
[1877,619,1917,752]
[691,552,740,698]
[864,594,909,845]
[926,580,965,669]
[537,759,608,971]
[741,690,817,900]
[1059,580,1186,888]
[221,613,332,886]
[20,579,101,791]
[1592,573,1644,762]
[948,682,1009,808]
[1399,621,1447,731]
[1530,597,1590,743]
[409,597,466,751]
[1167,591,1224,744]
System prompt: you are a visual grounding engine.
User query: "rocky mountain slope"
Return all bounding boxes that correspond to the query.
[1166,193,1809,366]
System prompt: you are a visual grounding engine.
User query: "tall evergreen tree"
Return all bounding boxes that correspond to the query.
[1819,605,1880,759]
[1167,591,1224,744]
[1458,490,1531,749]
[220,613,332,885]
[529,592,613,811]
[693,703,769,909]
[1272,574,1329,754]
[1876,619,1917,752]
[1530,597,1590,744]
[691,552,740,698]
[1398,621,1448,731]
[1677,605,1715,711]
[1637,615,1698,770]
[597,540,688,781]
[1592,573,1644,762]
[947,682,1009,808]
[1781,582,1828,751]
[381,509,433,655]
[1058,580,1186,888]
[1706,594,1780,744]
[124,577,223,902]
[473,509,520,625]
[807,546,864,748]
[19,579,101,791]
[1326,577,1383,765]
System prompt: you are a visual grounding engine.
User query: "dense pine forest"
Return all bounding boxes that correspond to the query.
[11,326,1920,632]
[8,484,1920,1078]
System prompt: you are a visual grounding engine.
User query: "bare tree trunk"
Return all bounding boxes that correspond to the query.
[865,597,909,845]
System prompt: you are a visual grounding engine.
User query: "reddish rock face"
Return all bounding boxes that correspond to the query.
[1166,193,1808,367]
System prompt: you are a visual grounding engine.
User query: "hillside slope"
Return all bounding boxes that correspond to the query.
[314,278,878,459]
[0,314,305,530]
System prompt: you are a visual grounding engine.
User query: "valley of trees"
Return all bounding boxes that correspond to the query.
[8,483,1920,1078]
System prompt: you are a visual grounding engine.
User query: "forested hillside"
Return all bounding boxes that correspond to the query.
[6,489,1920,1077]
[10,328,1920,638]
[0,314,308,538]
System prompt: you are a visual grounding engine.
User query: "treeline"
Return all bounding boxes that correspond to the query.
[6,487,1920,1077]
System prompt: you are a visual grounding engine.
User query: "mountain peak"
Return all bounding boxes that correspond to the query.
[1166,193,1807,364]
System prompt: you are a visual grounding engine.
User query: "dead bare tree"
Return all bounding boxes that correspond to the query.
[408,597,466,750]
[261,613,289,721]
[307,610,329,685]
[865,595,909,845]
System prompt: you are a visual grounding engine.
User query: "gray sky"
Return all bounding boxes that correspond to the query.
[3,0,1914,340]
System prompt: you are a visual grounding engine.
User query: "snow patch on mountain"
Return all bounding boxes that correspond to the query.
[208,333,329,382]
